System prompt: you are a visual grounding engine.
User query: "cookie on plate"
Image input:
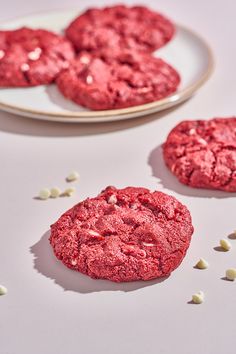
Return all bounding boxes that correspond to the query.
[56,50,180,110]
[50,186,194,282]
[66,5,175,54]
[163,117,236,192]
[0,27,75,87]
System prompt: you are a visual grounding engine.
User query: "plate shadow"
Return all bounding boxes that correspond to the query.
[30,231,168,294]
[0,97,187,138]
[148,144,236,199]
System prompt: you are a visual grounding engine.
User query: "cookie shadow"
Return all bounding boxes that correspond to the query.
[30,231,168,294]
[148,144,236,199]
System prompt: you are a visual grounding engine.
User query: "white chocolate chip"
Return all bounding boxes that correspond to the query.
[198,138,207,146]
[28,47,42,60]
[39,188,50,200]
[86,75,93,84]
[80,55,90,64]
[108,195,117,204]
[137,87,151,93]
[226,268,236,281]
[189,128,196,135]
[66,171,80,182]
[0,50,5,59]
[0,285,7,296]
[50,187,61,198]
[21,63,30,72]
[63,187,76,197]
[142,242,155,247]
[88,230,101,236]
[220,239,232,251]
[195,258,209,269]
[192,291,204,304]
[71,259,77,266]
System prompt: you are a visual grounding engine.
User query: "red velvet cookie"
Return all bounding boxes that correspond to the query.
[0,27,75,87]
[163,118,236,192]
[50,186,194,282]
[56,50,180,110]
[66,5,175,54]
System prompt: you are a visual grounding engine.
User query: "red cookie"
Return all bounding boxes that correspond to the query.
[56,50,180,110]
[66,5,175,54]
[50,186,194,282]
[163,118,236,192]
[0,27,75,87]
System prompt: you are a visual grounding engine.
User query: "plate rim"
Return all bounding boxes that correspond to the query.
[0,10,214,121]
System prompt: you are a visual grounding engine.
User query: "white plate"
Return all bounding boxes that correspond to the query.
[0,9,214,123]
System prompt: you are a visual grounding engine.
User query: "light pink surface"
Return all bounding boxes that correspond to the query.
[1,1,236,354]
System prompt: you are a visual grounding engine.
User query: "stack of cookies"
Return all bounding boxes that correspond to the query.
[0,5,180,110]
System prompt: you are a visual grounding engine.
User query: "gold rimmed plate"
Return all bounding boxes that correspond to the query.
[0,9,214,123]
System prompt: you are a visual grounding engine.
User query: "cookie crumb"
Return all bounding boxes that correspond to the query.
[226,268,236,281]
[0,285,7,296]
[220,239,231,251]
[66,171,80,182]
[192,291,204,304]
[195,258,209,269]
[39,188,50,200]
[50,187,61,198]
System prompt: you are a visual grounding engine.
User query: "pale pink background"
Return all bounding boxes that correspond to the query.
[1,1,236,354]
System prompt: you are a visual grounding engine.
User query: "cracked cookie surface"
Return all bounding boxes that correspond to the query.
[0,27,74,87]
[56,50,180,110]
[163,118,236,192]
[65,5,175,54]
[50,186,193,282]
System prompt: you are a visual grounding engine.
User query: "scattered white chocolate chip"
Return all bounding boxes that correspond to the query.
[220,239,232,251]
[50,187,61,198]
[195,258,209,269]
[28,47,42,60]
[63,187,76,197]
[66,171,80,182]
[39,188,51,200]
[0,285,7,296]
[192,291,204,304]
[80,55,90,64]
[226,268,236,281]
[0,50,5,59]
[21,63,30,72]
[108,195,117,204]
[142,242,155,247]
[86,75,93,84]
